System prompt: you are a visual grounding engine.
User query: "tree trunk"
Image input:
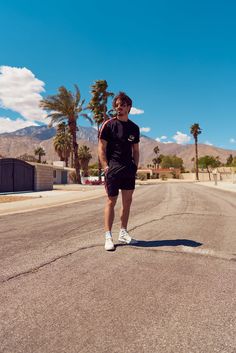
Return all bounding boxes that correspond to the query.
[80,159,89,177]
[97,123,102,182]
[207,167,211,181]
[195,137,199,180]
[70,120,81,184]
[70,151,74,168]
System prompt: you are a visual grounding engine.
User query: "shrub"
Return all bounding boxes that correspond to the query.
[89,169,99,176]
[138,173,147,181]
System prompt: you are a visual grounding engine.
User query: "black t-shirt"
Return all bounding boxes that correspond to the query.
[99,117,140,169]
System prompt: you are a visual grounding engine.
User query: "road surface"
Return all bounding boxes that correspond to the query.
[0,183,236,353]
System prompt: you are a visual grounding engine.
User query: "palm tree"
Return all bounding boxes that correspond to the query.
[53,123,72,166]
[153,145,160,168]
[40,85,92,184]
[87,80,114,181]
[34,146,46,163]
[153,145,160,156]
[78,145,92,177]
[190,123,202,180]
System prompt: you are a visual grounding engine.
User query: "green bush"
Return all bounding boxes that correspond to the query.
[89,169,99,176]
[138,173,147,181]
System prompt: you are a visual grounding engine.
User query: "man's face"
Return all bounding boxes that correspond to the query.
[115,99,130,118]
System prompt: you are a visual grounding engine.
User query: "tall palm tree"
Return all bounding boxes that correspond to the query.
[190,123,202,180]
[53,123,72,166]
[40,85,92,184]
[87,80,114,180]
[78,145,92,177]
[34,146,46,163]
[153,145,160,156]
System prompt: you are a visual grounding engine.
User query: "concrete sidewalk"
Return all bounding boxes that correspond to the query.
[196,180,236,193]
[0,185,105,216]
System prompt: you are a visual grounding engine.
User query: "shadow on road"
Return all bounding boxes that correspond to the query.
[117,239,202,248]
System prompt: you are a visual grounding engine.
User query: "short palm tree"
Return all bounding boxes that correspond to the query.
[34,146,46,163]
[53,123,72,166]
[190,123,202,180]
[78,145,92,177]
[40,85,92,183]
[153,145,160,168]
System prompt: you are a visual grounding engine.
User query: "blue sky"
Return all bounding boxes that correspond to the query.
[0,0,236,149]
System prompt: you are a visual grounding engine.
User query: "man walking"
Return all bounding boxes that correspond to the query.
[98,92,140,251]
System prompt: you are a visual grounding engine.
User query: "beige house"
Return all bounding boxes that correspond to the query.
[52,161,75,184]
[28,162,54,191]
[137,168,181,179]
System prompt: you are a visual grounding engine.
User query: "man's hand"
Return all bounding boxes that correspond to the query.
[98,139,108,170]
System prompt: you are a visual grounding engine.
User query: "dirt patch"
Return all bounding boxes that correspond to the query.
[0,196,38,203]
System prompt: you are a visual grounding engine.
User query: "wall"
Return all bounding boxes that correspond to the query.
[53,169,62,184]
[181,171,236,182]
[180,172,211,181]
[30,163,53,191]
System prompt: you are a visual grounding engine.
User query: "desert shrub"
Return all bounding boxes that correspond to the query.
[138,173,147,181]
[89,169,99,176]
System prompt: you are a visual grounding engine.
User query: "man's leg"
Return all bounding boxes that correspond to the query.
[120,189,134,229]
[104,195,118,251]
[118,189,138,244]
[104,195,118,231]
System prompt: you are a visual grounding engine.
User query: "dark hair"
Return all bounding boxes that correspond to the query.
[112,92,132,110]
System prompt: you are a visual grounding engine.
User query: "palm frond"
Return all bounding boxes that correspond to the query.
[74,84,81,106]
[80,113,93,125]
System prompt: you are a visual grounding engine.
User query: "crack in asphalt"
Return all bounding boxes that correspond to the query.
[129,211,231,232]
[1,211,235,284]
[1,244,101,284]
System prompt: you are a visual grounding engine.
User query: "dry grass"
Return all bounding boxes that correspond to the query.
[0,195,38,203]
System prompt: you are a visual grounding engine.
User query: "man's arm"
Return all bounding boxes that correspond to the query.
[132,143,139,168]
[98,139,108,169]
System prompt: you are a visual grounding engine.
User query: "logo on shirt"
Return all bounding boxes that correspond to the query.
[128,135,135,142]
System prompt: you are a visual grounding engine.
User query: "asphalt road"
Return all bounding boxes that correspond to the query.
[0,183,236,353]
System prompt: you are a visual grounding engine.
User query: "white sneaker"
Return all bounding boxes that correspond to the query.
[118,229,138,244]
[105,237,115,251]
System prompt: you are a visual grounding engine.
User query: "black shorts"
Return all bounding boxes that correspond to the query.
[105,164,137,197]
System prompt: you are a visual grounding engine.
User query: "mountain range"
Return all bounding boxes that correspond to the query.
[0,125,235,170]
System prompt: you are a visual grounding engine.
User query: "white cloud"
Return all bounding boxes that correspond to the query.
[173,131,191,144]
[0,117,38,133]
[155,135,167,142]
[204,141,213,146]
[230,138,236,143]
[130,107,144,115]
[0,66,47,122]
[140,127,151,133]
[163,141,173,144]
